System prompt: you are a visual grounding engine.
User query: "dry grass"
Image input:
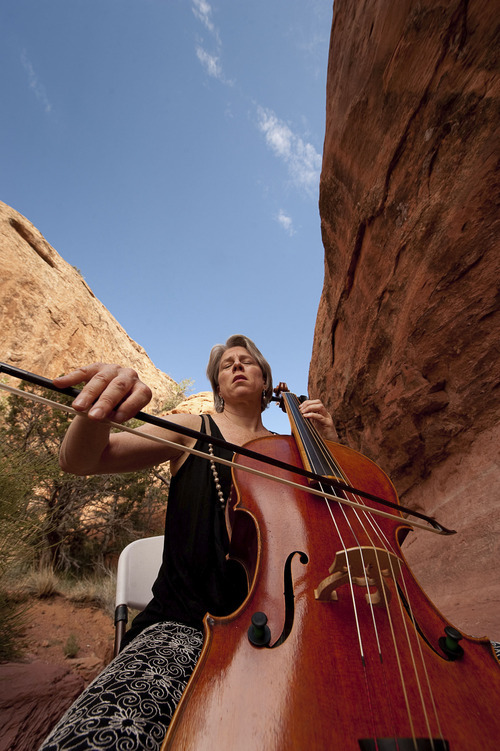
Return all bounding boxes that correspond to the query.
[17,566,62,598]
[0,590,29,661]
[62,573,116,618]
[63,633,80,658]
[1,566,116,659]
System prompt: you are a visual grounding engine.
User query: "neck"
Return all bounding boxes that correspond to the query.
[220,402,265,433]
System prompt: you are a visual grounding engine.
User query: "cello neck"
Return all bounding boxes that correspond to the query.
[281,392,342,481]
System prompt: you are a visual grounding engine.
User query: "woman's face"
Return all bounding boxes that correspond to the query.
[217,346,265,405]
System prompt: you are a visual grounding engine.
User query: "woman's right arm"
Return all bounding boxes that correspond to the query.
[53,363,200,476]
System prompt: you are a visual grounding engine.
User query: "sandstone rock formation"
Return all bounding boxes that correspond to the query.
[310,0,499,639]
[166,391,214,416]
[0,661,84,751]
[0,201,175,411]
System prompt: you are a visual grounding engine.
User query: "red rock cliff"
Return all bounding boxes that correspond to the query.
[310,0,499,639]
[0,201,176,410]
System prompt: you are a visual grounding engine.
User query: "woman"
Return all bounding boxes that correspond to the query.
[39,334,335,751]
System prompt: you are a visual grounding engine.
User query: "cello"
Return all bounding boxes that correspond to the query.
[0,365,499,748]
[162,388,500,750]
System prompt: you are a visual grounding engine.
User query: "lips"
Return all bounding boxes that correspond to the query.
[232,375,247,382]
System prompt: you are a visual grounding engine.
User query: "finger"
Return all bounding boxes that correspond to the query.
[92,376,152,422]
[109,384,152,423]
[53,364,110,412]
[299,397,327,414]
[67,366,135,414]
[273,381,289,395]
[297,399,337,440]
[299,400,326,417]
[53,364,152,422]
[69,365,122,412]
[52,365,99,389]
[82,370,145,420]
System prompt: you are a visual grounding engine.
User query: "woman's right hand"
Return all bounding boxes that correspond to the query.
[53,363,152,424]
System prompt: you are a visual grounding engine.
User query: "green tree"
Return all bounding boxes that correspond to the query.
[158,378,194,413]
[0,384,168,574]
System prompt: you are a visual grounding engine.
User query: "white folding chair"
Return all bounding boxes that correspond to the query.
[113,535,164,655]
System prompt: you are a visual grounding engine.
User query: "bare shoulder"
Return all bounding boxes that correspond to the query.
[137,411,204,446]
[161,412,204,429]
[160,413,207,475]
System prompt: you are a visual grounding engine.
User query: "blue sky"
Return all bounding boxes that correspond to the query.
[1,0,332,433]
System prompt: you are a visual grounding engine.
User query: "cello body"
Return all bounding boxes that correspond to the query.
[163,435,500,750]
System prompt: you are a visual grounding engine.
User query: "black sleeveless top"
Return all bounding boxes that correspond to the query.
[122,415,246,646]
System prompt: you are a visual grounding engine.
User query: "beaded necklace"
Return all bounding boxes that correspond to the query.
[208,442,230,510]
[207,412,271,510]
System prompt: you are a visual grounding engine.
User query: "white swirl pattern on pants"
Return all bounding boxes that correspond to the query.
[38,621,204,751]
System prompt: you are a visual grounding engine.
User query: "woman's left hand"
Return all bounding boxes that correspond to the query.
[299,398,337,441]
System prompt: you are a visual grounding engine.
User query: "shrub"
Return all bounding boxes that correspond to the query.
[0,383,170,657]
[63,633,79,658]
[0,590,28,661]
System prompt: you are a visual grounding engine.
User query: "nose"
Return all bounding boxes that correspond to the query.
[232,359,244,371]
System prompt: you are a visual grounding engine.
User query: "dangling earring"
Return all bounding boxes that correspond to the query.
[220,396,225,409]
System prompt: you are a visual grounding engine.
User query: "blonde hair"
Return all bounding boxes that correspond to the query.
[206,334,273,413]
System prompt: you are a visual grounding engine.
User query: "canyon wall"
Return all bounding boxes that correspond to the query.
[310,0,499,639]
[0,201,176,411]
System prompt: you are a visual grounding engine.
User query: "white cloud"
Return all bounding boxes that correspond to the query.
[21,49,52,114]
[257,106,321,194]
[192,0,215,34]
[196,46,222,79]
[191,7,321,197]
[276,210,296,236]
[192,0,224,78]
[260,113,293,160]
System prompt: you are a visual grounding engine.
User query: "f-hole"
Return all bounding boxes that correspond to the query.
[270,550,308,648]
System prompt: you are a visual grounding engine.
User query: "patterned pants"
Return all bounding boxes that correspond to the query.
[38,621,204,751]
[38,624,500,751]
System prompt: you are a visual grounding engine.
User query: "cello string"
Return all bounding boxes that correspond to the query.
[284,395,405,740]
[283,396,385,740]
[355,505,445,746]
[284,396,368,660]
[312,440,440,746]
[352,498,441,748]
[0,382,443,534]
[284,395,404,645]
[284,401,445,747]
[284,396,383,655]
[320,480,368,662]
[291,405,442,726]
[335,459,445,747]
[341,498,425,746]
[344,502,421,745]
[282,397,368,630]
[288,400,418,744]
[322,450,443,748]
[314,480,387,745]
[284,395,406,747]
[289,397,436,746]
